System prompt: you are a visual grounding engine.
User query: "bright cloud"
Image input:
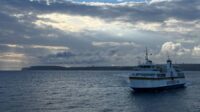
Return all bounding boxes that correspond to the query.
[33,13,134,35]
[74,1,144,7]
[92,41,139,47]
[133,18,199,33]
[192,46,200,56]
[134,22,161,31]
[160,41,191,56]
[163,18,197,33]
[34,13,108,32]
[1,44,69,51]
[0,44,24,48]
[0,52,26,63]
[30,45,69,51]
[33,12,199,36]
[149,0,174,4]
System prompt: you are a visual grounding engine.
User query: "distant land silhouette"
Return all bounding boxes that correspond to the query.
[22,64,200,71]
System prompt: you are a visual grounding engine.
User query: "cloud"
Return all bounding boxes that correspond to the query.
[33,12,137,37]
[92,41,139,47]
[38,40,144,66]
[0,44,24,49]
[149,0,174,4]
[192,46,200,57]
[160,41,191,56]
[34,13,110,32]
[0,52,26,63]
[0,0,200,69]
[0,44,69,51]
[29,0,200,36]
[3,0,199,22]
[30,45,69,51]
[39,51,107,65]
[0,52,30,70]
[175,39,195,44]
[73,1,145,7]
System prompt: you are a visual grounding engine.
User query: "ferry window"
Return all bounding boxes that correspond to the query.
[140,65,151,68]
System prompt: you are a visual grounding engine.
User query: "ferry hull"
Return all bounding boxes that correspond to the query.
[129,77,186,91]
[131,83,185,91]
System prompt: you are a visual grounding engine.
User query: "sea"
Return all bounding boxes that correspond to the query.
[0,71,199,112]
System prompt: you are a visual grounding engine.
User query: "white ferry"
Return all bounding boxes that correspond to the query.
[129,49,186,91]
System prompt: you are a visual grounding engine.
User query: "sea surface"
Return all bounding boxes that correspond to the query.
[0,71,199,112]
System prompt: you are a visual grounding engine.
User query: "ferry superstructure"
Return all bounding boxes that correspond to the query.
[129,48,186,91]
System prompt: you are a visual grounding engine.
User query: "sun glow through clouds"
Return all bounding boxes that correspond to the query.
[33,13,134,35]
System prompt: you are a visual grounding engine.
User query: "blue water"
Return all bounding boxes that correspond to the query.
[0,71,199,112]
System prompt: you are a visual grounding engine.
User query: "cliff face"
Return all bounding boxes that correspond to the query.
[22,64,200,71]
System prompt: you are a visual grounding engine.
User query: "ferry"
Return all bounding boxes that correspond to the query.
[129,48,186,91]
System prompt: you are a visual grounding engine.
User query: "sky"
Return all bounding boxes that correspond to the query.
[0,0,199,70]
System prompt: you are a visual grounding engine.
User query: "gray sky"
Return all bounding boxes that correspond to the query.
[0,0,199,70]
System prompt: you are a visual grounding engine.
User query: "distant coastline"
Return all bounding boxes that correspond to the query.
[22,66,137,71]
[22,64,200,71]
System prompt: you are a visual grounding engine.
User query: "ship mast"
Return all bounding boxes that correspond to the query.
[145,47,148,62]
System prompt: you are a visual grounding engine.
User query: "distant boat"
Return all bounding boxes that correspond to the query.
[129,48,186,91]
